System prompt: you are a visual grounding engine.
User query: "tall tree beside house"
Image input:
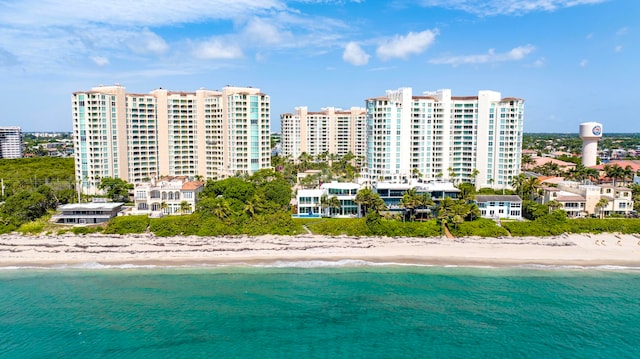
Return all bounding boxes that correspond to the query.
[210,198,233,219]
[179,201,192,214]
[470,168,480,185]
[436,197,480,230]
[630,183,640,212]
[457,183,476,202]
[603,164,625,186]
[320,194,341,217]
[623,165,635,185]
[98,177,133,202]
[521,154,535,170]
[510,174,528,199]
[595,198,609,219]
[568,164,599,183]
[354,188,386,215]
[546,200,563,213]
[399,188,421,221]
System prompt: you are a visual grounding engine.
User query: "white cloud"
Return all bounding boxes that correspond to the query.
[579,59,588,67]
[0,0,358,74]
[526,57,545,67]
[429,44,535,65]
[90,56,109,66]
[616,27,629,35]
[343,42,370,66]
[243,17,292,46]
[419,0,607,16]
[614,45,623,53]
[376,30,438,61]
[368,66,398,72]
[129,29,169,55]
[193,38,244,60]
[0,0,285,27]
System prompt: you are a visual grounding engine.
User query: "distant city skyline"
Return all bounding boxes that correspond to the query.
[0,0,637,133]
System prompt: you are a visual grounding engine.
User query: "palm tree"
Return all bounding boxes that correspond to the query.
[399,188,420,221]
[457,183,476,202]
[179,200,192,214]
[447,167,456,183]
[437,197,474,230]
[411,168,421,180]
[160,201,168,215]
[354,188,386,216]
[470,168,480,186]
[510,174,528,199]
[244,194,265,218]
[623,165,634,185]
[211,198,232,219]
[546,200,563,213]
[604,164,625,186]
[417,193,435,220]
[525,177,542,201]
[325,195,341,217]
[521,154,535,171]
[595,198,609,219]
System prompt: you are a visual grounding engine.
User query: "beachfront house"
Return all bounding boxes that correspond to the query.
[374,180,460,216]
[51,201,125,225]
[294,182,361,218]
[132,176,204,217]
[540,181,634,217]
[295,189,323,218]
[474,195,523,220]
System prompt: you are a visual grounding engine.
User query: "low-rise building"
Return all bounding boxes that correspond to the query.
[475,195,523,220]
[132,177,204,217]
[51,202,124,225]
[294,182,361,218]
[540,180,634,217]
[374,180,460,211]
[320,182,360,217]
[295,189,324,218]
[599,184,634,216]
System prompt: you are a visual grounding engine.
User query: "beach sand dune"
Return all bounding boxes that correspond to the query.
[0,233,639,268]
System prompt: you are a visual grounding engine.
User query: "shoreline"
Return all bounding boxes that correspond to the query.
[1,232,640,269]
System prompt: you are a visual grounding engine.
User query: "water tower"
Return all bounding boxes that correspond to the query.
[579,122,603,167]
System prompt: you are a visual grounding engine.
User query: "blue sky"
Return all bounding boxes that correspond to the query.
[0,0,637,133]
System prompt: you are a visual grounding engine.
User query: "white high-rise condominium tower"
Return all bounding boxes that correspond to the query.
[0,126,22,159]
[281,107,367,160]
[364,88,524,189]
[72,85,271,194]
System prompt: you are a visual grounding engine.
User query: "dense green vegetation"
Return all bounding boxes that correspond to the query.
[0,157,76,233]
[101,169,305,236]
[503,211,640,236]
[448,218,510,238]
[2,153,639,239]
[297,217,442,237]
[0,157,75,199]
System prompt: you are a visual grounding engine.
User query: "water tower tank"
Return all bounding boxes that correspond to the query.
[579,122,602,167]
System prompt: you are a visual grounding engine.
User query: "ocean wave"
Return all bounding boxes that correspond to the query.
[2,261,639,272]
[0,262,162,271]
[515,264,640,271]
[251,259,434,268]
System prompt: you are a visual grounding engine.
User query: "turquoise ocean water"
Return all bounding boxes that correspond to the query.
[1,263,640,358]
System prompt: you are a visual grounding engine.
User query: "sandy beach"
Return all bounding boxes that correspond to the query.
[1,232,640,268]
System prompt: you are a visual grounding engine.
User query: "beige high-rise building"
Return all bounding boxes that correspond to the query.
[280,107,367,160]
[72,85,271,194]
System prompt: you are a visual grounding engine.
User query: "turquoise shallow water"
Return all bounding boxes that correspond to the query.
[1,265,640,358]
